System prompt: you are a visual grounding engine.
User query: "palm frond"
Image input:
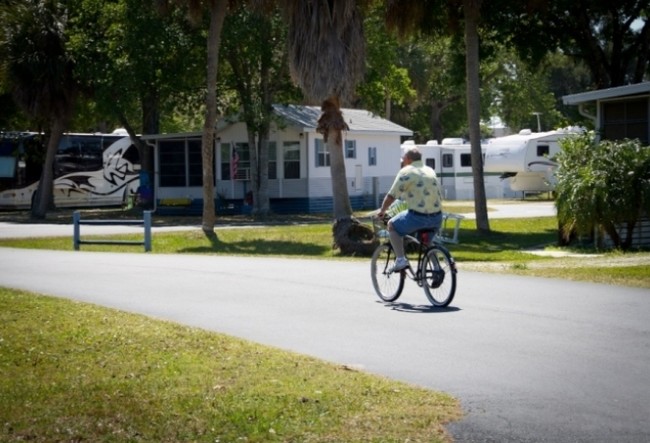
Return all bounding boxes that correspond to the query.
[284,0,365,105]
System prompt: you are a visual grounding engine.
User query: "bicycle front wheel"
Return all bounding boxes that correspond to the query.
[421,245,456,307]
[370,243,405,302]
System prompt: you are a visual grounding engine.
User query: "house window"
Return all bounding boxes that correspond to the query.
[284,141,300,179]
[345,139,357,159]
[221,143,250,180]
[537,144,550,157]
[368,146,377,166]
[268,142,277,179]
[426,158,435,169]
[233,143,250,180]
[159,140,188,187]
[602,98,649,144]
[442,153,453,168]
[460,153,472,167]
[188,140,202,186]
[315,139,330,167]
[220,143,231,180]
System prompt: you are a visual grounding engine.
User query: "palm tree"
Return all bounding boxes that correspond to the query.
[282,0,377,254]
[2,0,78,219]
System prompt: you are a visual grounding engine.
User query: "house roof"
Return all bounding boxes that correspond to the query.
[272,104,413,135]
[562,82,650,105]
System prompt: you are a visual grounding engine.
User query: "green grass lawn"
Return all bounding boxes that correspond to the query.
[0,287,460,442]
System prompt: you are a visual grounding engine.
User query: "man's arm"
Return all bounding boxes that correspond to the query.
[378,193,396,218]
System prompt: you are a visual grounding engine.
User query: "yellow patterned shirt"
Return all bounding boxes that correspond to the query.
[387,160,443,213]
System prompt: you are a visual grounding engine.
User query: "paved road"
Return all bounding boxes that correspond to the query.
[1,247,649,442]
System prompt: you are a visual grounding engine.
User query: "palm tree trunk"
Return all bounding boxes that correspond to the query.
[318,97,353,220]
[464,0,490,234]
[201,0,227,232]
[328,128,353,220]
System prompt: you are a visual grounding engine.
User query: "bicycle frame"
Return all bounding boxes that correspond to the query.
[370,216,457,307]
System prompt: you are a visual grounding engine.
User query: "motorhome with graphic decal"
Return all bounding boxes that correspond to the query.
[0,132,140,209]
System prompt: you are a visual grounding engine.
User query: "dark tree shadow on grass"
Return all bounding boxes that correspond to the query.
[181,230,330,256]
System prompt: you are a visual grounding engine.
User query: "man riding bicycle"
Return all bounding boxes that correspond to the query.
[377,147,443,272]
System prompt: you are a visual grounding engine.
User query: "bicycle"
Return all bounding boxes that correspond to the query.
[370,214,457,307]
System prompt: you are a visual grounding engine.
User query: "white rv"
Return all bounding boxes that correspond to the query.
[483,128,582,193]
[401,138,507,200]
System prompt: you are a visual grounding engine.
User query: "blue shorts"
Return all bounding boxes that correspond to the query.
[390,210,443,236]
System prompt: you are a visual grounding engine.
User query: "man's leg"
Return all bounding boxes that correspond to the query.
[387,221,405,257]
[387,215,410,271]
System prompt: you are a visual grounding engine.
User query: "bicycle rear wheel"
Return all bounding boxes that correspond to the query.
[370,243,405,302]
[421,245,456,307]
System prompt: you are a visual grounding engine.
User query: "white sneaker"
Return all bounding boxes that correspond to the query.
[389,257,409,272]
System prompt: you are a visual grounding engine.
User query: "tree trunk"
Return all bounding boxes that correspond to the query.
[140,89,160,174]
[464,0,490,234]
[255,130,271,216]
[201,0,227,233]
[318,97,353,220]
[119,114,152,198]
[328,128,353,220]
[430,101,444,144]
[31,119,65,219]
[317,97,375,255]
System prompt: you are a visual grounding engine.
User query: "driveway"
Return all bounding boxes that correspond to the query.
[1,247,648,442]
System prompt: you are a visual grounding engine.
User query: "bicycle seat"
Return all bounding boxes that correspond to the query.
[411,228,437,245]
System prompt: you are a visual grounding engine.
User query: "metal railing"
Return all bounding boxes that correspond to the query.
[73,210,152,252]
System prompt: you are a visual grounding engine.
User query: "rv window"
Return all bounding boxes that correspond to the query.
[537,144,550,157]
[425,158,435,169]
[442,153,453,168]
[0,157,15,178]
[460,153,471,167]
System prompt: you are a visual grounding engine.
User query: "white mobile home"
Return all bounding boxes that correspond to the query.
[483,128,582,193]
[147,105,412,214]
[401,138,509,200]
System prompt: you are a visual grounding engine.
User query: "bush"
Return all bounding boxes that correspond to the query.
[555,132,650,250]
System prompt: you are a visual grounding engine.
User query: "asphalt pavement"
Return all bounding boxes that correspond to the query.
[1,243,649,442]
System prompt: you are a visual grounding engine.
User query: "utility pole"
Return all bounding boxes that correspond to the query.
[531,112,542,132]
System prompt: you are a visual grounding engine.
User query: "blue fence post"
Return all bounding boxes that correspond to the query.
[143,211,152,252]
[72,210,153,252]
[73,211,81,250]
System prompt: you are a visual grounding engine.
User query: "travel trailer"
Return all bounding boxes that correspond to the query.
[401,138,509,200]
[483,128,582,193]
